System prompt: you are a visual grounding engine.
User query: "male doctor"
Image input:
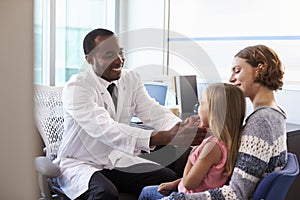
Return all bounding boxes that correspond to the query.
[54,28,205,200]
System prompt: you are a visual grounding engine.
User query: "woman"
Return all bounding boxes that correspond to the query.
[162,44,287,200]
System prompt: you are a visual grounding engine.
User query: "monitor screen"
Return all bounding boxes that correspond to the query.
[174,75,198,116]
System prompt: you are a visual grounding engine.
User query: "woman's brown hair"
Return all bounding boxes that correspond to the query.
[235,44,284,91]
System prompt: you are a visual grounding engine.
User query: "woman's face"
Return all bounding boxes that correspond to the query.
[198,92,209,127]
[229,57,259,100]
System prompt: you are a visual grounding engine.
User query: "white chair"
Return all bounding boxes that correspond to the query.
[34,85,136,200]
[34,85,67,200]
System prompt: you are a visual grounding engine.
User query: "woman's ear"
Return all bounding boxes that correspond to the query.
[257,63,264,70]
[86,55,94,65]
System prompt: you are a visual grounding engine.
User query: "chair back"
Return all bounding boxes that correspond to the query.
[144,82,168,106]
[34,85,64,161]
[253,152,299,200]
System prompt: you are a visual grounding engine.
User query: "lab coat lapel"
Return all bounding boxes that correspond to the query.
[88,67,117,118]
[115,79,126,121]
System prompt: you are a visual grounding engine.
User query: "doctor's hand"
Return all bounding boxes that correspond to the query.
[150,123,207,147]
[170,125,207,146]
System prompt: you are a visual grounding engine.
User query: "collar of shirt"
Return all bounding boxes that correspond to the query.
[97,76,119,90]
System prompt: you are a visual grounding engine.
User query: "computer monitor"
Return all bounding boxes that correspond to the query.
[173,75,198,118]
[144,83,168,106]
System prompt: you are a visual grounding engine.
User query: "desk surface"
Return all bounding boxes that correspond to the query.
[287,123,300,133]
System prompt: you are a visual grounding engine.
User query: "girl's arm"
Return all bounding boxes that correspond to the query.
[182,141,222,190]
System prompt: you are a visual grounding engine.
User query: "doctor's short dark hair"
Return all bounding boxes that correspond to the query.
[83,28,114,55]
[235,44,284,91]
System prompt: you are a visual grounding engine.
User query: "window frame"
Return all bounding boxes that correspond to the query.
[34,0,117,86]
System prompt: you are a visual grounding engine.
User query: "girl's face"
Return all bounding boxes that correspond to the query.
[229,57,259,100]
[198,92,209,127]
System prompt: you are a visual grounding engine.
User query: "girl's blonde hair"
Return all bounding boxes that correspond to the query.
[204,83,245,176]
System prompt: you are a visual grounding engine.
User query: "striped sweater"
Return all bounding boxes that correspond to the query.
[162,107,287,200]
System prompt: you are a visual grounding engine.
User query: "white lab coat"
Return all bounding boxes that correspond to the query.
[53,67,181,199]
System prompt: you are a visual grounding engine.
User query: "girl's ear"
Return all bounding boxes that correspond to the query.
[86,55,94,65]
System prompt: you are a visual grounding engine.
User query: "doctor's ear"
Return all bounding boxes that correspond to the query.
[86,55,94,65]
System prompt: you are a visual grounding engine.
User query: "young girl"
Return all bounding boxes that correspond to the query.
[138,83,246,200]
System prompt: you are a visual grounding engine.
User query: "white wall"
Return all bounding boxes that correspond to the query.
[0,0,39,199]
[276,89,300,125]
[118,0,300,125]
[118,0,168,76]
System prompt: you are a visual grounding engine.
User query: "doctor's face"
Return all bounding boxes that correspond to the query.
[87,35,125,82]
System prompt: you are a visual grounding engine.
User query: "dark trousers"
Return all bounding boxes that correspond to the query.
[78,163,177,200]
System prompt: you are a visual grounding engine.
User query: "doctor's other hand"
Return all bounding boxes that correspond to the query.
[182,115,201,127]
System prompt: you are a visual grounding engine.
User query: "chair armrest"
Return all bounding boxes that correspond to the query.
[35,156,60,178]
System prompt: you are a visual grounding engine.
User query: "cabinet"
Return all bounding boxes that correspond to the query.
[286,123,300,200]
